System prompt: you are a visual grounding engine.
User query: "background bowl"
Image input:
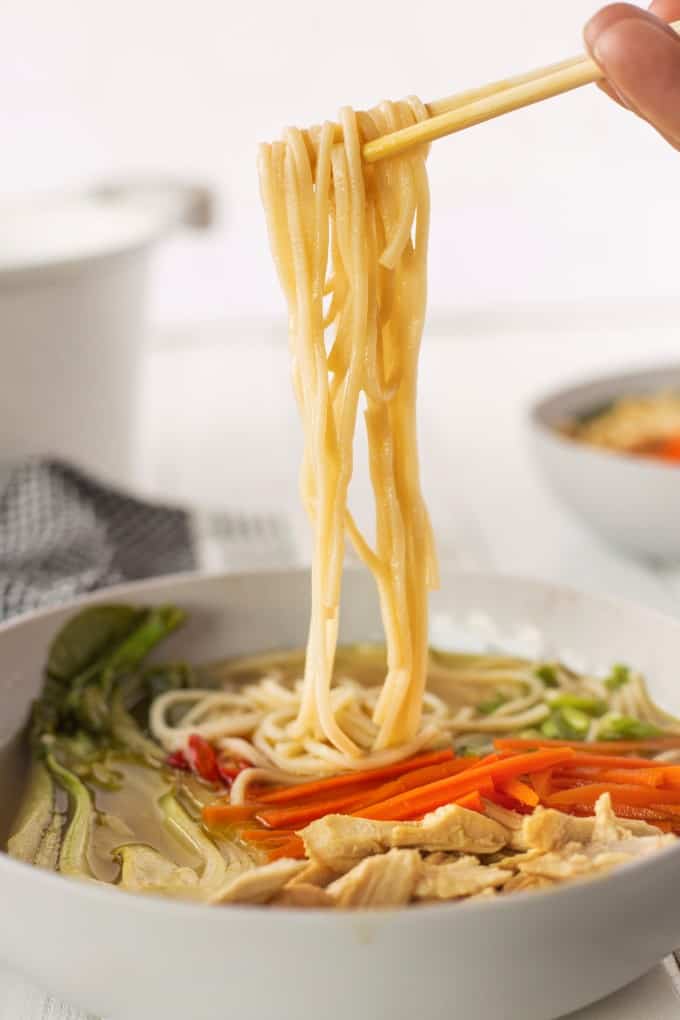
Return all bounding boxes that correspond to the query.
[2,568,680,1020]
[529,364,680,564]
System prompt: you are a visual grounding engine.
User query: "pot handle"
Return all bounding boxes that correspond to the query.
[88,177,215,237]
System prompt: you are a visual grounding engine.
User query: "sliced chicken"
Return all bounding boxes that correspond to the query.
[287,860,339,887]
[274,883,334,908]
[326,849,422,908]
[414,855,509,900]
[390,805,510,855]
[300,816,397,872]
[300,805,509,871]
[512,794,663,853]
[482,800,524,832]
[503,872,557,894]
[211,858,306,905]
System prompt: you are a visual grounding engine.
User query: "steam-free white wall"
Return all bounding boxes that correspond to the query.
[2,0,678,323]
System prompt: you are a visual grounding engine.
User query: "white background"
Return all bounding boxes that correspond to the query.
[3,0,680,324]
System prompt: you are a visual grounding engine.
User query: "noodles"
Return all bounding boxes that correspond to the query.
[258,98,436,766]
[148,647,680,794]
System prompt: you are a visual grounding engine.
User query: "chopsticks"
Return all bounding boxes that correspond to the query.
[362,19,680,164]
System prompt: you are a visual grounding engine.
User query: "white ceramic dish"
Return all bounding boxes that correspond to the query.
[2,567,680,1020]
[0,180,212,485]
[529,364,680,564]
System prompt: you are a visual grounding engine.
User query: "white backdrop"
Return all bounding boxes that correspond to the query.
[2,0,678,323]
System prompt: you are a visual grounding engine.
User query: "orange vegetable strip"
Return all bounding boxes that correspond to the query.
[202,803,257,827]
[547,783,680,808]
[530,769,553,800]
[355,748,574,821]
[500,777,540,807]
[392,778,497,821]
[564,753,669,769]
[257,749,454,806]
[455,790,485,813]
[257,758,478,830]
[597,768,670,788]
[651,804,680,816]
[267,836,306,861]
[495,737,680,754]
[240,829,295,844]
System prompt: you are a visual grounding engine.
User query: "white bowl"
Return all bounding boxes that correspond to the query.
[2,568,680,1020]
[530,364,680,564]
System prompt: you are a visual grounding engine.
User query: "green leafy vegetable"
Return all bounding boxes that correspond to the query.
[160,792,228,891]
[540,709,588,741]
[548,693,608,717]
[46,753,94,878]
[7,760,54,863]
[559,706,591,737]
[115,843,199,897]
[535,665,559,688]
[477,694,507,716]
[597,716,662,741]
[34,814,64,871]
[47,605,144,682]
[605,664,631,692]
[31,604,186,750]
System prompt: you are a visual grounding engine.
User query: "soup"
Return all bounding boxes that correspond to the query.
[563,392,680,464]
[6,603,680,907]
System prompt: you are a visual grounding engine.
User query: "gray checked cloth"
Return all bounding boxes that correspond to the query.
[0,459,195,621]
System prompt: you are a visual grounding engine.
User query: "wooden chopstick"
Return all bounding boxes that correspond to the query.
[300,55,588,158]
[426,54,590,118]
[363,19,680,164]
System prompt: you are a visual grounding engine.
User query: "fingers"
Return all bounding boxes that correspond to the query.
[584,4,680,147]
[649,0,680,22]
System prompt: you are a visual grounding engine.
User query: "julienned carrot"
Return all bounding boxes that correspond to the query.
[257,758,479,830]
[565,753,671,770]
[241,829,294,844]
[203,803,258,827]
[547,783,680,808]
[565,803,678,829]
[495,736,680,754]
[500,777,540,808]
[455,790,485,813]
[355,748,574,821]
[597,767,677,789]
[651,804,680,816]
[257,749,454,806]
[267,835,306,861]
[530,769,553,800]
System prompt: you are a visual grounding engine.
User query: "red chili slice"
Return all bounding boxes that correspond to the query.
[166,750,190,771]
[187,734,220,784]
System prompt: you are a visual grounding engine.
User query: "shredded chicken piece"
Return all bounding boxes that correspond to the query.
[390,805,510,854]
[326,849,422,908]
[482,800,524,831]
[300,805,509,871]
[274,883,334,908]
[414,855,509,900]
[210,858,306,905]
[469,887,500,900]
[287,860,339,886]
[503,872,557,894]
[512,794,664,852]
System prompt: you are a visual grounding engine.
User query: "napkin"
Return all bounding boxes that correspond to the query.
[0,459,195,621]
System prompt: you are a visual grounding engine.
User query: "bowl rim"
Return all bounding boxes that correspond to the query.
[3,565,680,926]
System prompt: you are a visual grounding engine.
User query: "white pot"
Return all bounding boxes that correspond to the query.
[0,180,213,485]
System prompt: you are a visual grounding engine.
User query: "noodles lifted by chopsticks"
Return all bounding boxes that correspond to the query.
[258,98,438,762]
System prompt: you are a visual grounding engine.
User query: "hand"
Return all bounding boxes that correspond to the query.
[584,1,680,148]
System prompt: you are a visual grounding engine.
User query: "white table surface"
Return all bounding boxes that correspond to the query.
[3,303,680,1019]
